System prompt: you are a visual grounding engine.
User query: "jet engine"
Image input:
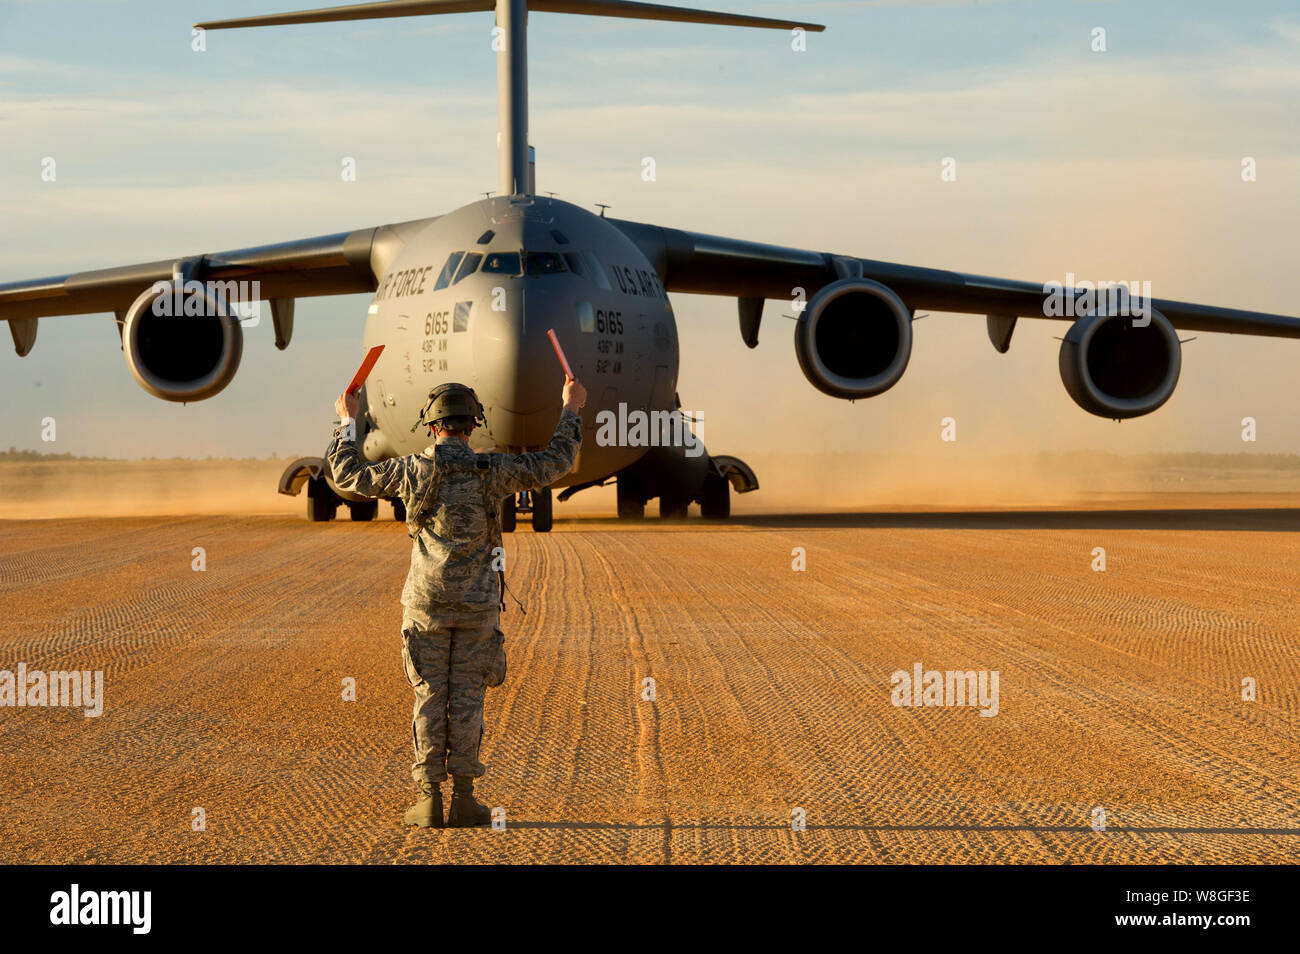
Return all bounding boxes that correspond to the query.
[121,280,243,402]
[794,278,913,399]
[1059,308,1181,419]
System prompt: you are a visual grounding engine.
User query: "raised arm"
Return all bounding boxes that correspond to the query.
[325,391,414,500]
[491,379,587,497]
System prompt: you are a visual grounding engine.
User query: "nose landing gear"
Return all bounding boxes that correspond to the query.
[501,487,553,533]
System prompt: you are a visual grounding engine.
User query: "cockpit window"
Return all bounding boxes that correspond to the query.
[563,251,585,277]
[525,251,566,276]
[582,250,612,291]
[481,251,522,276]
[453,252,482,284]
[433,251,465,291]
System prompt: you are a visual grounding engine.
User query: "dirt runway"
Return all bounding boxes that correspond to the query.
[1,502,1297,864]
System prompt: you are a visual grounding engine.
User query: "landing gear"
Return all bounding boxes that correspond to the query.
[607,454,755,522]
[659,495,690,520]
[500,489,553,533]
[617,478,645,520]
[348,500,378,522]
[532,487,553,533]
[700,470,730,519]
[306,477,336,522]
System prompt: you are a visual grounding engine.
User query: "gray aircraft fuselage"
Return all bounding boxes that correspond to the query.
[361,195,679,487]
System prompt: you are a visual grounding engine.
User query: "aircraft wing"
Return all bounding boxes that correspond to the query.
[610,219,1300,341]
[0,218,434,354]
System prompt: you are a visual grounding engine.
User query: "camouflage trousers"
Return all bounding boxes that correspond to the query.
[401,610,506,784]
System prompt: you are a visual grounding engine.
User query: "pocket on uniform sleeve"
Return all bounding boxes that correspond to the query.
[484,626,507,688]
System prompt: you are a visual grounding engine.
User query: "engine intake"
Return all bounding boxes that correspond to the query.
[794,278,913,399]
[1059,308,1180,419]
[122,280,243,402]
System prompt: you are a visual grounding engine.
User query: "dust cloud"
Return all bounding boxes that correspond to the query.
[731,450,1300,513]
[3,449,1299,520]
[0,458,301,520]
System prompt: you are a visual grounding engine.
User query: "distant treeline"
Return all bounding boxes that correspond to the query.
[1027,451,1300,471]
[1,447,92,461]
[0,447,285,463]
[755,450,1300,471]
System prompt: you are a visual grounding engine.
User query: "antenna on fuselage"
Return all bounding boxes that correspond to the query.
[195,1,825,200]
[595,203,611,218]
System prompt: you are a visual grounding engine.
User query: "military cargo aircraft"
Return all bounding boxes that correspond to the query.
[4,0,1300,531]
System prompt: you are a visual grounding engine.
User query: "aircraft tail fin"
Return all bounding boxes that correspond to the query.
[196,0,822,32]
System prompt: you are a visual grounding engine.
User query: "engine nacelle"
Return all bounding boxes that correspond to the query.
[1059,307,1181,419]
[122,280,243,402]
[794,278,913,399]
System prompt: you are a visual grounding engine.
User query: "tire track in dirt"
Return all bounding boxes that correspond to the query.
[690,529,1066,862]
[892,528,1300,813]
[572,532,671,861]
[804,526,1299,845]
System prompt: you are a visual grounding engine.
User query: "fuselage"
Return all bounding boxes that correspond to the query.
[361,196,679,487]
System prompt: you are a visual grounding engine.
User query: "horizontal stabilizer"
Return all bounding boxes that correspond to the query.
[197,0,822,31]
[531,1,823,30]
[196,0,491,30]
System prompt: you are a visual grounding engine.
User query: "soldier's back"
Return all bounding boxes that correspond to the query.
[400,441,502,618]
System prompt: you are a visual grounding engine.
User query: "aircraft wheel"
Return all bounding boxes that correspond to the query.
[533,487,553,533]
[659,495,690,521]
[349,500,378,522]
[501,494,517,533]
[616,479,644,520]
[700,471,730,519]
[306,477,336,522]
[391,498,407,522]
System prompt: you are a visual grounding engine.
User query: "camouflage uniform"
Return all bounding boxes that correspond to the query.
[325,408,582,783]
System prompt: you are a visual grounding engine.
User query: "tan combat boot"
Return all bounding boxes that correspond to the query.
[403,780,444,828]
[446,776,493,828]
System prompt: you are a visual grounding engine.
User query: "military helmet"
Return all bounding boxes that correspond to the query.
[413,382,486,432]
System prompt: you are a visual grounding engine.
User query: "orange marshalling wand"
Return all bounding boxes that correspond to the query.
[547,329,574,381]
[346,345,385,394]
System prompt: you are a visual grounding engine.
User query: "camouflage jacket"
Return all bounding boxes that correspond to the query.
[325,408,582,618]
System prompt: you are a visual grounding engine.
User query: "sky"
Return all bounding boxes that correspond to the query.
[2,0,1299,463]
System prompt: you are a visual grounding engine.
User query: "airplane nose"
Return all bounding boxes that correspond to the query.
[473,283,565,448]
